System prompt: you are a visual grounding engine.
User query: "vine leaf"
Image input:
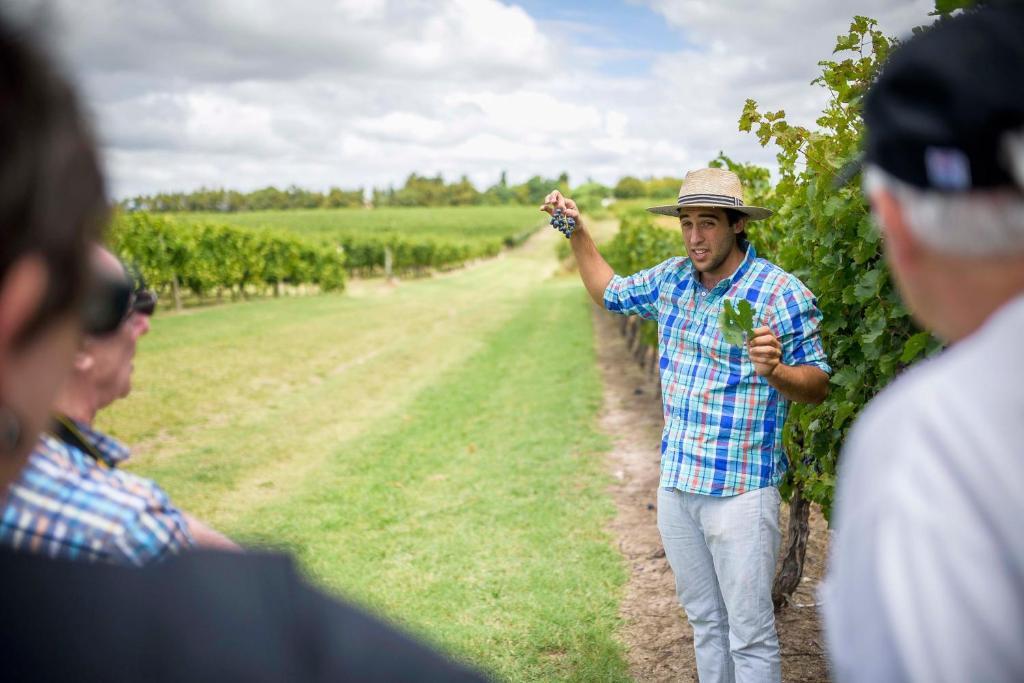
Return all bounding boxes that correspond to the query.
[719,299,756,347]
[900,331,932,362]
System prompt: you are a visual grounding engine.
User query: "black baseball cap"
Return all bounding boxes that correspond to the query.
[862,2,1024,193]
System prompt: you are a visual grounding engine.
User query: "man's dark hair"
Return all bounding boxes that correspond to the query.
[724,208,748,246]
[0,17,107,343]
[724,208,745,226]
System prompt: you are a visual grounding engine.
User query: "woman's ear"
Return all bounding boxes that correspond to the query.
[0,255,48,363]
[73,347,94,373]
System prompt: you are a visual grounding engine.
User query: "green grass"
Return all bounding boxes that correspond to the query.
[234,284,628,681]
[99,229,630,681]
[179,205,547,244]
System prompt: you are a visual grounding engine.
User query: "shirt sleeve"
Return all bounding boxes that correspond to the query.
[769,282,830,374]
[108,471,196,567]
[603,258,677,320]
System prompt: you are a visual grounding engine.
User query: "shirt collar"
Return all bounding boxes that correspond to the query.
[688,242,758,291]
[68,418,131,467]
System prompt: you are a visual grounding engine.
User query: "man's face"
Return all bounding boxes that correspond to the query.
[679,208,744,275]
[83,253,151,409]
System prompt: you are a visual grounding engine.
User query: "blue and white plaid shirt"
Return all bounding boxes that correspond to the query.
[605,244,830,496]
[0,422,194,566]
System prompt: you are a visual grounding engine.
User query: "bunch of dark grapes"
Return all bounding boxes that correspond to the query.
[550,207,576,238]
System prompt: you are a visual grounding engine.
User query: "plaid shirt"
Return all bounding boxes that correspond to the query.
[0,423,194,566]
[605,244,830,496]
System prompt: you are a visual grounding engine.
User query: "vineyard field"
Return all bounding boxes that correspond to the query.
[104,229,629,681]
[171,206,545,277]
[110,206,547,306]
[179,205,545,247]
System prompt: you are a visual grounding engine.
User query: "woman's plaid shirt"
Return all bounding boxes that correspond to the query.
[604,244,830,497]
[0,424,194,566]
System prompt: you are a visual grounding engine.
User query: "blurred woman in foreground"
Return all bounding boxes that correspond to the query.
[0,16,107,489]
[0,17,483,681]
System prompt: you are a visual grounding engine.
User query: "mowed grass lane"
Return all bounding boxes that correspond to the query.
[98,228,630,682]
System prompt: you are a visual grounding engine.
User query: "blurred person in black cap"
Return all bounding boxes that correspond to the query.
[0,12,485,682]
[822,3,1024,682]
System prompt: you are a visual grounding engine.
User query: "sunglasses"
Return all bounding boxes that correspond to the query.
[81,265,158,336]
[128,264,158,317]
[133,289,157,317]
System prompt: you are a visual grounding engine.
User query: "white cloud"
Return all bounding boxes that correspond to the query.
[446,91,603,139]
[353,111,450,145]
[9,0,937,198]
[599,0,937,177]
[49,0,552,85]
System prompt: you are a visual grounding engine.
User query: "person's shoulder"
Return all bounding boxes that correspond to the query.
[0,549,486,681]
[652,255,687,274]
[34,432,167,506]
[615,256,684,282]
[0,550,301,677]
[633,256,688,285]
[844,310,1023,505]
[21,435,182,537]
[106,463,175,503]
[831,298,1024,683]
[14,434,95,492]
[950,293,1024,370]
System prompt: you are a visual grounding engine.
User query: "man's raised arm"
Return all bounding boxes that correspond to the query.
[541,190,613,306]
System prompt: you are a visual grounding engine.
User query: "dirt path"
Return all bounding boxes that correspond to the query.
[593,305,832,682]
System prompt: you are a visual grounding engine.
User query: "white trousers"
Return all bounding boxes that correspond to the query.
[657,486,782,683]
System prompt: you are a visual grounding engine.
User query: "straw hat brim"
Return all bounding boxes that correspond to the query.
[646,203,773,220]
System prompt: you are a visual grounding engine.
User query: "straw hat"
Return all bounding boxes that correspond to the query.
[647,167,772,220]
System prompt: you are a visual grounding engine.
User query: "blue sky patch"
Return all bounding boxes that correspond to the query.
[513,0,691,76]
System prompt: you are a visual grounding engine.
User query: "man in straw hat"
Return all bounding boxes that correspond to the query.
[823,3,1024,682]
[543,167,830,682]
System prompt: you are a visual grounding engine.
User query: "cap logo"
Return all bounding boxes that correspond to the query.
[925,146,971,190]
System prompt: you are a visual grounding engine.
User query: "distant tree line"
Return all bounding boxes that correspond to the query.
[122,185,366,212]
[371,171,569,208]
[121,171,687,213]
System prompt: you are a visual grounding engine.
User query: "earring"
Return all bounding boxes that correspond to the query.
[0,406,22,453]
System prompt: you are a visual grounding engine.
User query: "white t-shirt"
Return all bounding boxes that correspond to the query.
[823,293,1024,683]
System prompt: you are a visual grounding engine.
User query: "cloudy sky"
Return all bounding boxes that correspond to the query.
[12,0,935,199]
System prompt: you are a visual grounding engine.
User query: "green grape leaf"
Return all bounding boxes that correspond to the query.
[853,268,884,302]
[736,299,755,332]
[900,331,932,363]
[832,401,858,429]
[719,298,756,347]
[719,300,745,346]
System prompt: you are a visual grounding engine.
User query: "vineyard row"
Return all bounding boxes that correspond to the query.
[110,212,534,307]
